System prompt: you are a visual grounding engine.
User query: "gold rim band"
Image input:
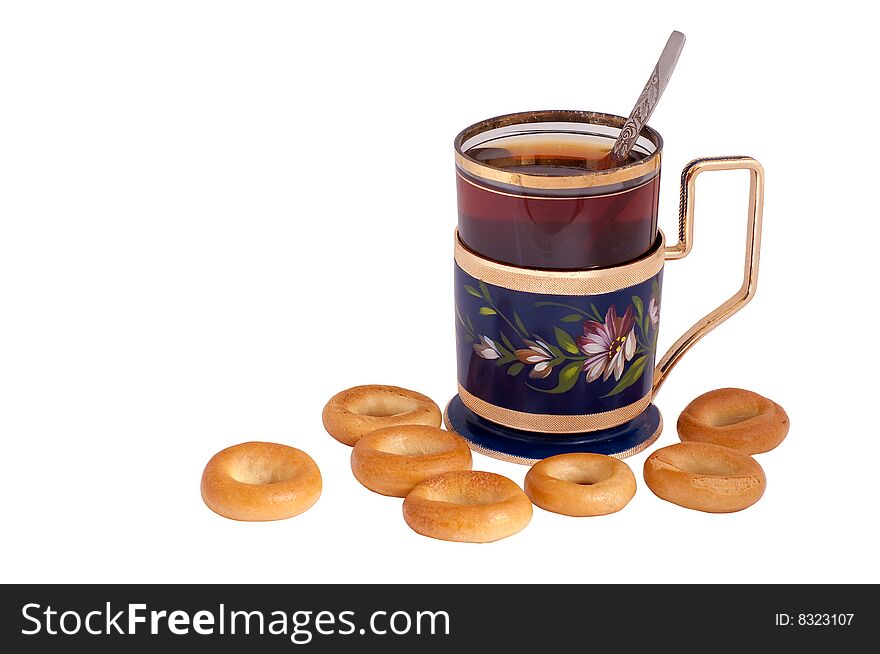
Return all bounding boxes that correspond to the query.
[457,384,651,434]
[454,109,662,190]
[456,168,658,200]
[444,402,663,465]
[455,151,661,191]
[454,229,665,296]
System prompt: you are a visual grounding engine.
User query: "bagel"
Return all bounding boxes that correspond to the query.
[677,388,789,454]
[403,471,532,543]
[322,385,442,446]
[643,442,765,513]
[201,441,322,521]
[351,425,472,497]
[524,453,636,517]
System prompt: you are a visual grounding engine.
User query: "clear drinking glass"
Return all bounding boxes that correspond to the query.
[455,110,662,270]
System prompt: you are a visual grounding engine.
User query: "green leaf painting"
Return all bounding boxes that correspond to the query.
[632,295,644,328]
[602,355,648,397]
[464,285,483,298]
[514,311,528,335]
[554,327,580,355]
[478,280,492,302]
[529,361,582,394]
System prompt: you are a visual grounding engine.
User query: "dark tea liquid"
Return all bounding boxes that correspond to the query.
[457,133,660,270]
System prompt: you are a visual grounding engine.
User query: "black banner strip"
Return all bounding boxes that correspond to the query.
[1,584,873,652]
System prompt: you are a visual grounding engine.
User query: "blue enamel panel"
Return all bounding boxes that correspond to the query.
[455,265,663,416]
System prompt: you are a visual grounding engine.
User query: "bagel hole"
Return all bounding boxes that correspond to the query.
[230,457,298,485]
[556,470,602,486]
[375,434,452,457]
[675,458,738,476]
[550,462,610,486]
[422,487,506,505]
[707,404,763,427]
[350,395,419,418]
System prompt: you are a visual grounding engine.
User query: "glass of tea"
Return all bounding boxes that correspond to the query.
[448,108,766,462]
[455,110,662,270]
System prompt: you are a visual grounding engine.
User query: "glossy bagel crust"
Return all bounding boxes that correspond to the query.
[677,388,789,454]
[643,442,766,513]
[322,385,442,446]
[524,453,636,517]
[201,441,322,521]
[351,425,473,497]
[403,471,532,543]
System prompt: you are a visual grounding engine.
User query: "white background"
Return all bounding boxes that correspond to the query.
[1,1,877,584]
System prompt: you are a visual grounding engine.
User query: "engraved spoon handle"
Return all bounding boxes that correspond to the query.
[610,30,686,162]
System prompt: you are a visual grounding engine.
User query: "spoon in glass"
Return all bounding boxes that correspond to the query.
[598,30,686,170]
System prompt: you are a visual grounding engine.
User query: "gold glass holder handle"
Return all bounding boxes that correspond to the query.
[653,156,765,394]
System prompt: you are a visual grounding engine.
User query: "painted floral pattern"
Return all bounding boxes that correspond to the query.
[578,305,636,383]
[515,339,555,379]
[457,279,660,397]
[473,335,501,360]
[649,297,660,328]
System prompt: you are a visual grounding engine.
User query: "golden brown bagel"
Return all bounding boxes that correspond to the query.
[351,425,472,497]
[643,442,765,513]
[524,453,636,517]
[403,471,532,543]
[201,441,322,521]
[322,385,442,446]
[677,388,789,454]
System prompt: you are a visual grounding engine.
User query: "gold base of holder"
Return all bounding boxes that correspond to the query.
[443,401,663,465]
